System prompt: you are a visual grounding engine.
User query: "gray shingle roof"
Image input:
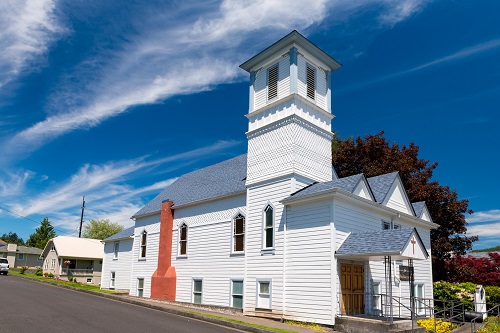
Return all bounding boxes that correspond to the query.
[103,226,135,242]
[367,172,398,203]
[0,245,42,255]
[412,202,426,218]
[337,227,426,258]
[133,154,247,218]
[286,174,364,200]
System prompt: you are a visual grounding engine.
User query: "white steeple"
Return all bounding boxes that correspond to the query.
[240,31,342,186]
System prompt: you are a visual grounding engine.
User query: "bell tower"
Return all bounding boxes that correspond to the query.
[240,31,342,187]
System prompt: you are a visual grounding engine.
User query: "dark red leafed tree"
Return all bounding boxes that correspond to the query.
[446,253,500,286]
[332,131,478,281]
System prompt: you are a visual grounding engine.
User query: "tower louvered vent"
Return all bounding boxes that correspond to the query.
[268,65,278,100]
[307,65,315,100]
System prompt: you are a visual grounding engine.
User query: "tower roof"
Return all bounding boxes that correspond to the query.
[240,30,342,72]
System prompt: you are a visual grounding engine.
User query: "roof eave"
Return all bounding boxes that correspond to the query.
[239,30,342,72]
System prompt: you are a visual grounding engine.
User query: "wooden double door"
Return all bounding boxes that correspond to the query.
[340,263,365,315]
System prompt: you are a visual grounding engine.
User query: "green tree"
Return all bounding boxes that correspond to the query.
[82,219,124,240]
[0,232,25,245]
[26,218,56,249]
[332,131,477,281]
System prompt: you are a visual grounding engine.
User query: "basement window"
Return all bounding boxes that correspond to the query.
[268,65,278,100]
[193,279,203,304]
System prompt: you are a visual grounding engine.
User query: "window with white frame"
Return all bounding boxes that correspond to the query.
[113,241,119,259]
[306,64,315,100]
[415,283,425,314]
[372,282,382,315]
[86,278,92,284]
[267,64,278,100]
[179,223,187,256]
[382,220,401,230]
[137,278,144,297]
[231,280,243,308]
[193,279,202,304]
[18,253,24,260]
[263,205,274,249]
[44,259,49,269]
[51,259,55,269]
[233,214,245,253]
[110,272,116,289]
[139,231,147,259]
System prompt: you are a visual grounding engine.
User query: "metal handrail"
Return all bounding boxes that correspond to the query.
[471,304,500,333]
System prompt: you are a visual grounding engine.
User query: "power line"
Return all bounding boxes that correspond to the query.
[0,205,76,236]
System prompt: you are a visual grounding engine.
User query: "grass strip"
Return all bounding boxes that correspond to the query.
[186,310,298,333]
[9,270,119,294]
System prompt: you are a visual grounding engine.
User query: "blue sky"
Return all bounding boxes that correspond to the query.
[1,0,499,250]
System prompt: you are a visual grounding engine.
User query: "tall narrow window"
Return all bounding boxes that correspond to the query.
[264,205,274,248]
[137,278,144,297]
[232,280,243,308]
[268,65,278,100]
[415,284,425,314]
[113,241,119,259]
[179,224,187,255]
[306,64,315,99]
[233,214,245,252]
[193,279,202,304]
[140,231,147,259]
[110,272,116,289]
[372,282,382,315]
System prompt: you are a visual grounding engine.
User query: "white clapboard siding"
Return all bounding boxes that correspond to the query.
[101,238,133,291]
[172,196,246,307]
[316,67,327,110]
[285,200,333,324]
[334,199,434,317]
[130,222,160,298]
[385,182,413,215]
[244,179,293,314]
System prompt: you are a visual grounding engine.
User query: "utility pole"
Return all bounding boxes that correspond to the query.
[78,196,85,238]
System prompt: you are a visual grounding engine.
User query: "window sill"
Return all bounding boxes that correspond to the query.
[112,258,118,261]
[176,255,188,259]
[260,248,275,255]
[138,258,146,262]
[230,252,245,257]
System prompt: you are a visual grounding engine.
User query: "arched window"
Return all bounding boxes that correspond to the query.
[264,205,274,248]
[233,214,245,253]
[140,230,147,259]
[179,223,188,255]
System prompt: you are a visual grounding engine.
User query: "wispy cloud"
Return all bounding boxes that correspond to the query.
[467,222,500,238]
[2,0,429,164]
[2,140,239,233]
[340,37,500,93]
[0,0,65,89]
[467,210,500,224]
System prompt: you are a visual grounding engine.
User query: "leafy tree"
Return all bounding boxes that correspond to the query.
[445,253,500,287]
[26,218,56,249]
[332,131,477,281]
[0,232,24,245]
[82,219,124,240]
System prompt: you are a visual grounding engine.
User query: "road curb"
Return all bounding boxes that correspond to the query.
[15,275,294,333]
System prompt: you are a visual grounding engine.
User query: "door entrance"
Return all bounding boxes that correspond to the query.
[340,263,365,315]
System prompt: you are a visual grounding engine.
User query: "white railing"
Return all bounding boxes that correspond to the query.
[60,268,93,276]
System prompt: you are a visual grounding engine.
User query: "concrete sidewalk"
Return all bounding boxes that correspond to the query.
[80,289,333,333]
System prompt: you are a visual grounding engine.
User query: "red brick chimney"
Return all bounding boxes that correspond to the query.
[151,200,176,300]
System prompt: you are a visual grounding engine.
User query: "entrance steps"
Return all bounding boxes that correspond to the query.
[335,316,426,333]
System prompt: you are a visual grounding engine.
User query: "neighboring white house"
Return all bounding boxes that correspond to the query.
[100,227,134,291]
[101,30,438,325]
[41,236,104,285]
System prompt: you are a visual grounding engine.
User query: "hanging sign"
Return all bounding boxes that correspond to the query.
[399,265,414,281]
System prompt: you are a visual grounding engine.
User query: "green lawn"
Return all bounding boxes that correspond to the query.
[9,269,119,294]
[478,317,500,333]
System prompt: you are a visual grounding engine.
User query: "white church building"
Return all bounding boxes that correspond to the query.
[101,31,437,325]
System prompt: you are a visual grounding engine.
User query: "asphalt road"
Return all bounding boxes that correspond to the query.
[0,275,243,333]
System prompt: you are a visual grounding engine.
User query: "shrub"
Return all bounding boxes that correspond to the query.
[47,272,54,278]
[485,286,500,310]
[19,266,28,274]
[417,318,457,333]
[434,281,475,310]
[35,268,43,276]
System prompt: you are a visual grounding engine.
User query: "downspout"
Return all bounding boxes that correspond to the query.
[282,204,287,322]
